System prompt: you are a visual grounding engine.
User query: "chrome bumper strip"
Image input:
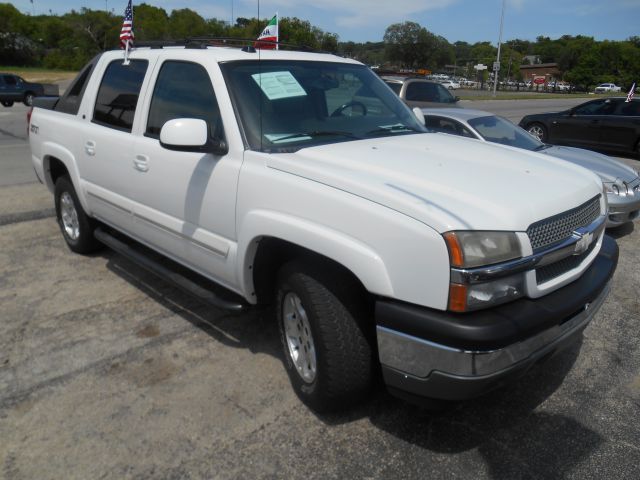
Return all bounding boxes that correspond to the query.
[377,281,610,378]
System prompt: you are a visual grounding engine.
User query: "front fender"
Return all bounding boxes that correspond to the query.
[237,209,394,303]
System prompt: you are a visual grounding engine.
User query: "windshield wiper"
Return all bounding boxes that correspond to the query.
[269,130,359,143]
[534,144,551,151]
[365,125,421,137]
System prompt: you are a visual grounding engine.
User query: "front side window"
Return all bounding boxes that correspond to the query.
[93,59,148,132]
[424,116,475,138]
[468,115,543,150]
[220,60,426,152]
[573,100,614,116]
[146,61,223,139]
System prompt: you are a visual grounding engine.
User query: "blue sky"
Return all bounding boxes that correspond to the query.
[12,0,640,44]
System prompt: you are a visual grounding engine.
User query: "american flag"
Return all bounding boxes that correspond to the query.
[626,83,635,103]
[120,0,134,49]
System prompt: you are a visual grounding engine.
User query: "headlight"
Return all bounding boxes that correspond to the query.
[443,231,524,312]
[604,182,620,195]
[443,231,521,268]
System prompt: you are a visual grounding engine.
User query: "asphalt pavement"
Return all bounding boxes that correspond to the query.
[1,94,639,479]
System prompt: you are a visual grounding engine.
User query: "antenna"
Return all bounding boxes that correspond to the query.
[258,0,263,152]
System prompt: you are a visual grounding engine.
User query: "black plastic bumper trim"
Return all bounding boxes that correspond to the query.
[376,235,618,351]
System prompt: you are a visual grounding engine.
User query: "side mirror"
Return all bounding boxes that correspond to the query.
[413,107,426,126]
[454,96,461,103]
[160,118,228,155]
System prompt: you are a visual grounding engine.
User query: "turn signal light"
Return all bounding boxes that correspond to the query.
[448,283,467,312]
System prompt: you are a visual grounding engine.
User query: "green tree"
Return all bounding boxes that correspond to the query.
[134,3,170,41]
[169,9,208,39]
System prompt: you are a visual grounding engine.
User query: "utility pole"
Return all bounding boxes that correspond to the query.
[492,0,506,97]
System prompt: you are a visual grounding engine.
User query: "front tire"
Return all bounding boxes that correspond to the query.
[276,261,374,412]
[54,176,101,254]
[527,122,548,142]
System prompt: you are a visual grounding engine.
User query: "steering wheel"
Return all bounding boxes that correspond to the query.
[330,101,368,117]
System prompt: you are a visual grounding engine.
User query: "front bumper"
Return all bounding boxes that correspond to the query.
[606,193,640,227]
[376,235,618,402]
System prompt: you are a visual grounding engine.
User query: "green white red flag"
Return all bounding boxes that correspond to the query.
[255,14,278,50]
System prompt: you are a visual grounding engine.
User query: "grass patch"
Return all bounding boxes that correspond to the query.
[0,66,78,84]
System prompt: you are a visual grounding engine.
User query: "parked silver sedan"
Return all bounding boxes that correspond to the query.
[422,108,640,227]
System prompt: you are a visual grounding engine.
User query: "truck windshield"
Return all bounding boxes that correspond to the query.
[220,60,427,152]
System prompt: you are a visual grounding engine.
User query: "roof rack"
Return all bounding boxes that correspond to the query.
[129,37,320,53]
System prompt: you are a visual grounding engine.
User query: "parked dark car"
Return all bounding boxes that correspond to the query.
[0,73,46,107]
[519,97,640,157]
[382,76,461,109]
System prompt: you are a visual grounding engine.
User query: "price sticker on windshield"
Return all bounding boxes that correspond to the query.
[252,71,307,100]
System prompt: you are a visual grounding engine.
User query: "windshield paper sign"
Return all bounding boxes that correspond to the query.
[251,71,307,100]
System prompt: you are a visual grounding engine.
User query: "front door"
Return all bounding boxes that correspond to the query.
[130,60,241,286]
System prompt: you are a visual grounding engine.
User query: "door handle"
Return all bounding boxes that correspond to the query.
[133,154,149,172]
[85,140,96,156]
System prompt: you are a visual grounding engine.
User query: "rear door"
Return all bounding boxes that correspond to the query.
[597,99,638,152]
[129,59,240,285]
[80,58,150,234]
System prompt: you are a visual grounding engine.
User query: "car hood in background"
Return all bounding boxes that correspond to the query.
[542,146,638,183]
[265,133,603,233]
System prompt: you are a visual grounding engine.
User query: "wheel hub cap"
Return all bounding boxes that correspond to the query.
[282,292,317,383]
[60,192,80,241]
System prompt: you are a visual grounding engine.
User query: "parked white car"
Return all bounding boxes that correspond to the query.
[595,83,622,93]
[29,45,616,412]
[440,80,461,90]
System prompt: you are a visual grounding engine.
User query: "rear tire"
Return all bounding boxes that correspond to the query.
[1,100,13,107]
[54,175,102,254]
[276,261,374,412]
[527,122,548,142]
[23,92,34,107]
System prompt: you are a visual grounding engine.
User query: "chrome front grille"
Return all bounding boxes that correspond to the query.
[535,238,598,284]
[527,195,601,252]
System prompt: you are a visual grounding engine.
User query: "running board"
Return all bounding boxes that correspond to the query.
[94,228,246,312]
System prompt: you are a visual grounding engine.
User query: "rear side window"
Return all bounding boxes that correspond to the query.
[56,62,95,115]
[93,60,148,132]
[614,100,640,116]
[3,75,17,86]
[406,82,454,103]
[385,81,402,95]
[146,61,223,139]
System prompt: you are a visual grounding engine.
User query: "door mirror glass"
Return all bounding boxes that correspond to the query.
[413,107,426,126]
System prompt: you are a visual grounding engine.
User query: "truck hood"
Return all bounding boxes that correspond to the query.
[542,145,638,183]
[266,133,603,233]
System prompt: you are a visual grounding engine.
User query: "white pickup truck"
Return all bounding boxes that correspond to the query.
[29,45,618,412]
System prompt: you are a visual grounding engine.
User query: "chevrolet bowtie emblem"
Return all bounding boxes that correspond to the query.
[573,231,594,255]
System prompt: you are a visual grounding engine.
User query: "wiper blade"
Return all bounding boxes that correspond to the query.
[534,144,551,151]
[365,125,420,137]
[269,130,359,143]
